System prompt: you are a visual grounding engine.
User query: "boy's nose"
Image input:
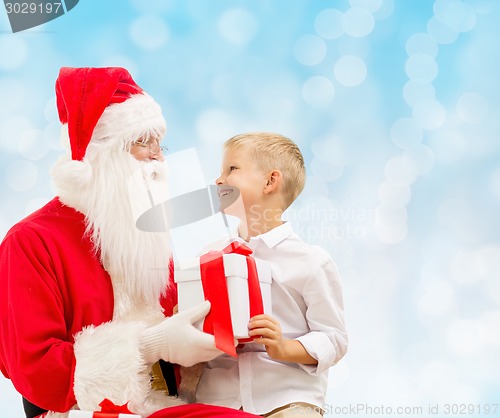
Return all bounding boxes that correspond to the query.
[216,175,224,185]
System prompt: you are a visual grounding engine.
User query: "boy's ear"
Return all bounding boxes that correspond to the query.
[264,170,282,194]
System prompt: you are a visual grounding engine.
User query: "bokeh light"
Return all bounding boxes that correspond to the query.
[19,129,50,161]
[0,78,26,113]
[0,116,34,153]
[406,32,439,57]
[384,155,418,186]
[378,181,411,208]
[195,108,239,145]
[302,76,335,107]
[0,37,28,71]
[218,8,257,45]
[129,15,169,50]
[315,9,344,40]
[334,54,367,86]
[5,159,38,192]
[403,144,435,175]
[294,34,327,66]
[427,15,459,44]
[390,117,423,149]
[434,0,477,32]
[405,53,439,83]
[427,128,466,164]
[412,99,446,130]
[456,92,489,124]
[403,80,436,107]
[342,7,375,38]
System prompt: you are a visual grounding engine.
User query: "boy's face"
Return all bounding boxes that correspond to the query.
[216,147,267,216]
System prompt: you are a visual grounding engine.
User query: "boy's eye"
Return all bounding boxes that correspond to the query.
[229,166,237,172]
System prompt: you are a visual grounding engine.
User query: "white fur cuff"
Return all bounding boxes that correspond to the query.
[73,321,148,413]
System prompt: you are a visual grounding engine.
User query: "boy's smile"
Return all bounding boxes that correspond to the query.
[216,148,267,216]
[217,184,242,212]
[218,185,235,198]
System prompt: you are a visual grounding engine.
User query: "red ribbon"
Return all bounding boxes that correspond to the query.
[99,398,133,414]
[200,241,264,357]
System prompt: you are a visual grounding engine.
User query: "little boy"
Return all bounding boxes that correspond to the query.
[194,132,348,417]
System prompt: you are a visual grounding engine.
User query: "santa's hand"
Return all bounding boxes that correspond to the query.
[140,300,222,367]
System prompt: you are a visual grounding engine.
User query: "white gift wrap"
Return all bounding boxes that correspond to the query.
[174,253,272,339]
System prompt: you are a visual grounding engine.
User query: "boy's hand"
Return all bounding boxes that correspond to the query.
[248,314,287,361]
[248,314,319,365]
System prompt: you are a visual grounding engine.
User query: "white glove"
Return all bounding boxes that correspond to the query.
[140,300,222,367]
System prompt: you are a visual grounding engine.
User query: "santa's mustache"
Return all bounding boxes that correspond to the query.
[127,158,170,233]
[138,159,167,182]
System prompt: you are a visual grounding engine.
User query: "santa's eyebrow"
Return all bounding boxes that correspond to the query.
[137,134,161,145]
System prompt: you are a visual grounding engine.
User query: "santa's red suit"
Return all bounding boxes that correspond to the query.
[0,67,258,418]
[0,198,251,417]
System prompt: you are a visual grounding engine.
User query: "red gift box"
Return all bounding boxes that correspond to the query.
[175,242,272,357]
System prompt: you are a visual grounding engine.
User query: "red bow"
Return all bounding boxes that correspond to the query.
[99,398,133,414]
[200,241,264,357]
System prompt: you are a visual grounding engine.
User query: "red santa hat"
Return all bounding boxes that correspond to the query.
[55,67,165,161]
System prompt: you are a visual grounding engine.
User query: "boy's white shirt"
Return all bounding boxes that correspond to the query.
[194,221,348,415]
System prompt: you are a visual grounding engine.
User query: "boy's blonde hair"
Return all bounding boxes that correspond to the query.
[224,132,306,209]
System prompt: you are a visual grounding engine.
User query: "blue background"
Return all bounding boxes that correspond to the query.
[1,1,499,417]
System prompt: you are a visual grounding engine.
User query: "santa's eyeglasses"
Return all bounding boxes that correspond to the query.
[132,141,168,155]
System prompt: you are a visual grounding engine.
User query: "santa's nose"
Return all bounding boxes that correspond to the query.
[150,151,165,162]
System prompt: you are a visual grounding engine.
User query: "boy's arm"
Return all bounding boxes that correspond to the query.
[248,314,318,364]
[251,250,347,372]
[294,254,348,374]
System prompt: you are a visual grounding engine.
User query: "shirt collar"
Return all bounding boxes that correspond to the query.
[248,222,294,249]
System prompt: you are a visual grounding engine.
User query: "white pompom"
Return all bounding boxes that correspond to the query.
[51,155,93,212]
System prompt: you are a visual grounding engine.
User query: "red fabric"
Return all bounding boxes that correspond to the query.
[148,404,259,418]
[99,398,133,413]
[0,198,177,412]
[0,197,230,416]
[159,259,181,389]
[200,251,235,357]
[159,259,178,316]
[55,67,143,161]
[200,242,264,357]
[0,198,115,411]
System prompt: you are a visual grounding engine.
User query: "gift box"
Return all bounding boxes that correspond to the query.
[175,252,272,342]
[68,411,141,418]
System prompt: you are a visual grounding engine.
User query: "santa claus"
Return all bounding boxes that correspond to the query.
[0,67,258,418]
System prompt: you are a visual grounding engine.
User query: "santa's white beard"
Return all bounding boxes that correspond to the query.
[52,147,171,318]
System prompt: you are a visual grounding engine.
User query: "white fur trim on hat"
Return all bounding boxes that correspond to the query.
[92,93,166,148]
